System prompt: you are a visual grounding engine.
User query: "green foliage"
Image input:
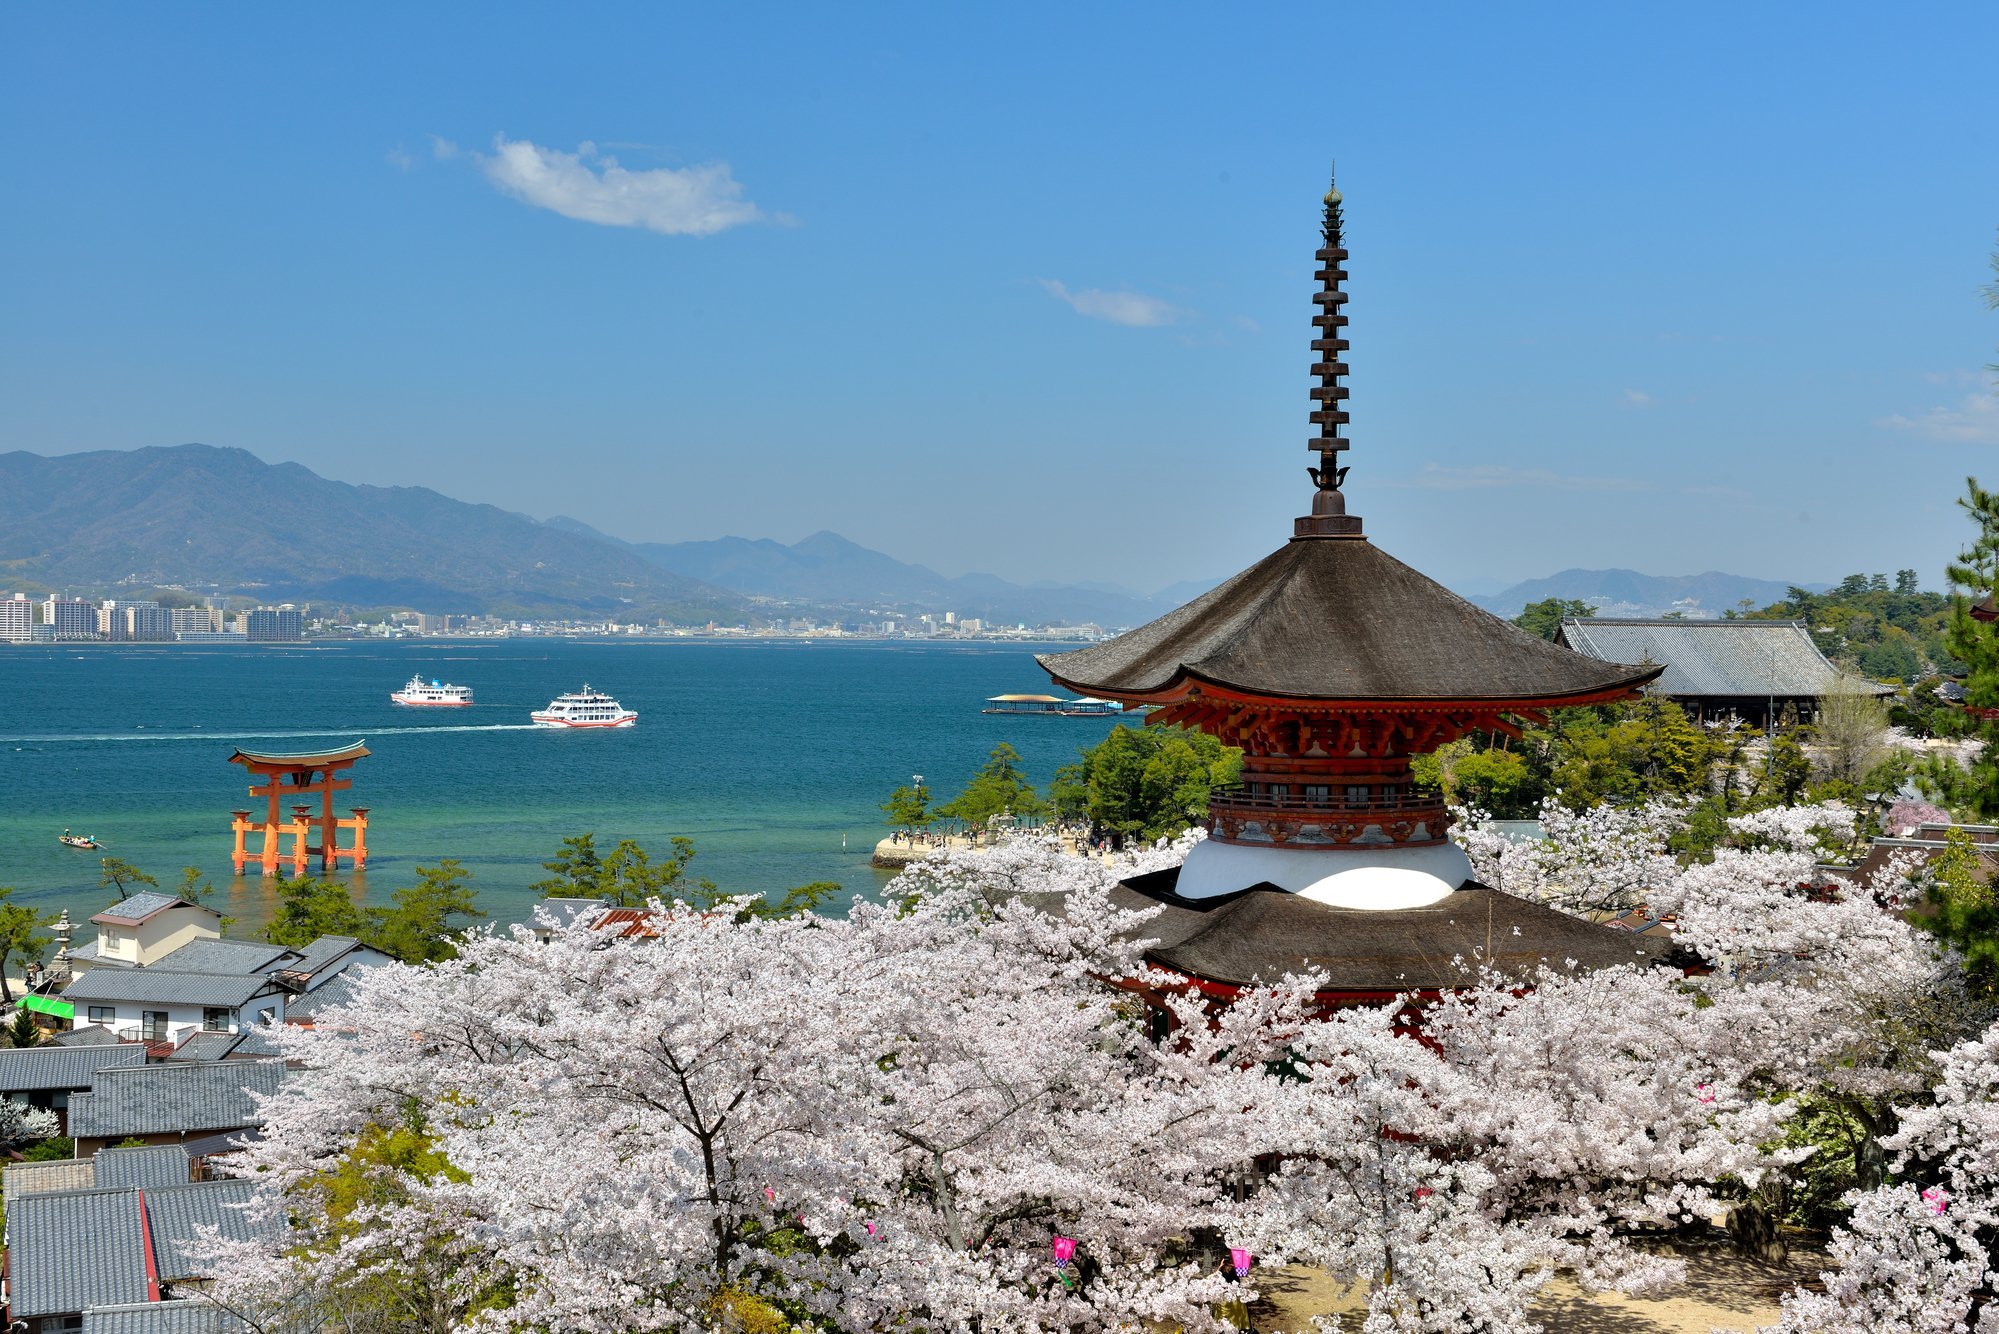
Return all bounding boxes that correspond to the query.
[364,860,481,964]
[21,1137,73,1162]
[879,783,933,829]
[1542,700,1721,810]
[1750,575,1952,684]
[1946,477,1999,818]
[1062,725,1242,842]
[98,857,157,900]
[0,886,53,1005]
[178,865,235,932]
[936,743,1047,827]
[702,880,843,923]
[113,1136,150,1149]
[6,1008,43,1048]
[1512,597,1597,642]
[262,875,365,949]
[1916,828,1999,996]
[533,833,716,908]
[1412,740,1534,817]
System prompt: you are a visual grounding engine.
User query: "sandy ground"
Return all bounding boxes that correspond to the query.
[1249,1241,1825,1333]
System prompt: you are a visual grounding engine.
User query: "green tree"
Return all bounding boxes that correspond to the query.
[177,865,235,932]
[364,860,481,964]
[6,1008,43,1048]
[879,783,933,829]
[936,743,1048,828]
[263,875,366,949]
[1947,477,1999,817]
[531,833,605,898]
[532,834,716,908]
[0,888,52,1005]
[98,857,157,901]
[1512,597,1597,642]
[1066,725,1242,842]
[1917,828,1999,997]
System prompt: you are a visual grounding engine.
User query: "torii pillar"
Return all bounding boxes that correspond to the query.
[228,742,373,876]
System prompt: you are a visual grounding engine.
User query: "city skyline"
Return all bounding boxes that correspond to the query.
[4,4,1998,594]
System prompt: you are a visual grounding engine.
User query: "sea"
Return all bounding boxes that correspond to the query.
[0,640,1127,934]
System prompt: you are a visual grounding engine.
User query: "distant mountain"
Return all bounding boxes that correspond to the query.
[562,522,1193,627]
[0,445,742,620]
[1473,569,1832,620]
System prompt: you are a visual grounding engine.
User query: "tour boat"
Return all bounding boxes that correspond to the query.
[391,674,474,707]
[531,685,638,729]
[981,694,1126,717]
[58,830,102,850]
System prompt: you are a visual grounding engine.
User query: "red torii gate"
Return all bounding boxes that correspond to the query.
[228,742,371,876]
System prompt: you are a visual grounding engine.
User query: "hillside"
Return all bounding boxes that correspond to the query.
[560,522,1188,627]
[0,446,742,620]
[1474,568,1831,620]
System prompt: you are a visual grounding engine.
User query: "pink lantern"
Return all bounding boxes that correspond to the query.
[763,1186,776,1203]
[1923,1187,1950,1215]
[1414,1186,1434,1204]
[865,1221,877,1237]
[1695,1082,1717,1105]
[1051,1236,1078,1265]
[1230,1246,1252,1278]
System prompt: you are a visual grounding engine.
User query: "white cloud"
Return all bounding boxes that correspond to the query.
[385,146,414,171]
[1621,388,1654,408]
[429,135,460,161]
[1383,464,1652,493]
[1036,279,1181,328]
[1878,389,1999,444]
[474,136,764,236]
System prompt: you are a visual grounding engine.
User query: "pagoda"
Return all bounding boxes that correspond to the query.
[1040,174,1665,999]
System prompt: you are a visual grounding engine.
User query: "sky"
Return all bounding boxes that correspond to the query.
[4,5,1998,597]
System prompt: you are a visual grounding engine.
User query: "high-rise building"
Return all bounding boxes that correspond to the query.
[171,606,223,635]
[244,606,303,642]
[98,600,169,642]
[43,596,97,641]
[1,593,34,643]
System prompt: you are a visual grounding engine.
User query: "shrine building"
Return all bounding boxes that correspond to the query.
[1041,174,1666,1003]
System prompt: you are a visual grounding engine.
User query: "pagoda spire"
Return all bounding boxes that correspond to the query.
[1296,166,1363,538]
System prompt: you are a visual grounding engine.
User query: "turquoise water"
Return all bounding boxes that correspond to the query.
[0,640,1125,932]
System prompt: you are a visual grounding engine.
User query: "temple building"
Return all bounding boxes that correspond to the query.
[1040,175,1665,1002]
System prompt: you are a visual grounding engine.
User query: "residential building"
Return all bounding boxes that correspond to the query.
[43,595,97,641]
[1555,617,1895,727]
[72,894,226,972]
[0,1045,147,1133]
[168,606,221,635]
[2,1149,268,1332]
[66,1058,285,1156]
[242,606,302,641]
[1,591,34,641]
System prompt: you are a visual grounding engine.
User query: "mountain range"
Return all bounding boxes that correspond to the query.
[1,445,1836,627]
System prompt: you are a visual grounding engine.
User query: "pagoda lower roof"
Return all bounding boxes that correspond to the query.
[1041,536,1660,707]
[229,741,370,768]
[1113,867,1662,993]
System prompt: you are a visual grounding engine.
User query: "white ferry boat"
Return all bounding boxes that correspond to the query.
[531,685,638,729]
[391,674,474,707]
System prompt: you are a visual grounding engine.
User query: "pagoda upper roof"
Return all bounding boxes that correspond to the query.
[1041,536,1661,708]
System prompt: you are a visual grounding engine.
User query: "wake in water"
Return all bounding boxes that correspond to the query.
[0,724,546,744]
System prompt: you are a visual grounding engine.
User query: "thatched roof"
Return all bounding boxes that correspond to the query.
[1041,538,1659,706]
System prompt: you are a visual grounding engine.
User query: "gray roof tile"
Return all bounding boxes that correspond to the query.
[63,970,277,1009]
[1556,618,1890,700]
[93,1145,191,1191]
[7,1187,152,1316]
[283,971,357,1019]
[94,893,199,926]
[286,934,362,978]
[53,1025,125,1045]
[144,1178,264,1281]
[3,1157,97,1206]
[144,939,296,976]
[0,1042,146,1093]
[83,1301,242,1334]
[69,1060,284,1140]
[166,1032,244,1063]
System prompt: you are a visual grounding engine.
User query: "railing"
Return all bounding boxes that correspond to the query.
[1209,785,1443,818]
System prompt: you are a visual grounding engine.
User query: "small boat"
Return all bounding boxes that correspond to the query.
[392,674,474,707]
[982,694,1126,717]
[58,829,102,850]
[531,685,638,729]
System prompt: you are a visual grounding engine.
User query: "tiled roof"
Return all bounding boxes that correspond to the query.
[53,1025,125,1045]
[7,1186,153,1316]
[93,1145,192,1191]
[93,893,209,927]
[0,1042,146,1093]
[144,1178,261,1280]
[1556,618,1891,701]
[83,1301,242,1334]
[70,940,133,968]
[63,969,277,1009]
[167,1032,244,1062]
[144,938,297,976]
[286,934,363,979]
[2,1157,97,1206]
[68,1060,284,1139]
[283,971,357,1019]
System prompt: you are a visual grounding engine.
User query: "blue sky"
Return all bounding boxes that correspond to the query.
[4,4,1997,596]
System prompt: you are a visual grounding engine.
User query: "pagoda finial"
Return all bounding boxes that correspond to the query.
[1297,164,1363,539]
